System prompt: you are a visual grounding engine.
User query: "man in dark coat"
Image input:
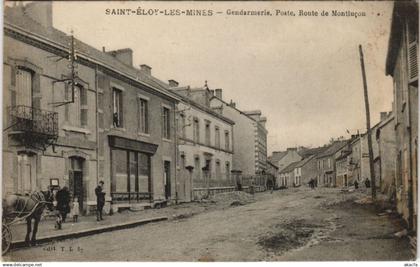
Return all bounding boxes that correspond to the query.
[56,186,70,223]
[95,181,106,221]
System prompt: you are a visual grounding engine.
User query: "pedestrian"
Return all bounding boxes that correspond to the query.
[364,178,371,188]
[249,181,255,198]
[354,180,359,189]
[71,196,80,223]
[52,187,62,230]
[56,186,70,224]
[95,181,106,221]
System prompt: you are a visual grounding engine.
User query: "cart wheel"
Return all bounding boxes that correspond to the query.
[2,223,12,255]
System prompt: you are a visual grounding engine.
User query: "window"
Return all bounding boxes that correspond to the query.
[225,131,230,150]
[215,160,221,179]
[138,98,149,133]
[17,154,36,194]
[225,162,230,180]
[193,118,200,142]
[162,107,171,139]
[16,68,33,107]
[328,158,331,169]
[205,121,211,146]
[179,113,186,138]
[111,149,151,194]
[194,156,201,179]
[215,126,220,148]
[67,85,87,127]
[112,88,123,127]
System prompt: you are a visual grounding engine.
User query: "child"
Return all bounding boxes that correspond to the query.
[72,196,80,223]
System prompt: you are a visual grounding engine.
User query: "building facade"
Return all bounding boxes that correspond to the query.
[3,2,179,213]
[270,148,302,173]
[209,90,268,176]
[385,1,418,231]
[316,141,348,187]
[170,86,234,202]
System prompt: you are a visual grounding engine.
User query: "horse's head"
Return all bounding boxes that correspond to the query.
[40,190,55,211]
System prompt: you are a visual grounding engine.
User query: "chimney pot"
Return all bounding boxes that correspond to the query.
[140,64,152,75]
[215,89,222,99]
[380,112,388,121]
[168,79,179,88]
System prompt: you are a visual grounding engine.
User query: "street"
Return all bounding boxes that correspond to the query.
[4,187,412,261]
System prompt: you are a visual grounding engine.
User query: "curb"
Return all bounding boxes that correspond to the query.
[10,216,168,250]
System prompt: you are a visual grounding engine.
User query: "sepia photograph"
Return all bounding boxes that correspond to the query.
[1,0,418,263]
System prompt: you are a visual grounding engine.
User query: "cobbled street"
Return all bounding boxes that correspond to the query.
[4,188,412,261]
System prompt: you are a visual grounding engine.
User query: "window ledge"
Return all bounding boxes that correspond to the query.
[163,138,172,143]
[111,126,126,132]
[138,132,150,137]
[62,125,91,135]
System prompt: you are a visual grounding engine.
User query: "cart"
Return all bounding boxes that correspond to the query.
[2,197,51,255]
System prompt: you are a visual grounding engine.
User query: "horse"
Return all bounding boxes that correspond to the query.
[3,190,54,246]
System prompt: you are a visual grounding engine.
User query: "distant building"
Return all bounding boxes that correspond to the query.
[292,155,320,187]
[278,161,300,187]
[266,160,279,188]
[270,148,302,173]
[316,141,349,187]
[385,1,418,231]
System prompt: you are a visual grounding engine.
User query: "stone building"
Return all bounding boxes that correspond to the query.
[3,2,179,213]
[169,85,234,201]
[208,90,268,177]
[316,141,348,187]
[385,1,418,231]
[375,113,396,197]
[269,148,302,173]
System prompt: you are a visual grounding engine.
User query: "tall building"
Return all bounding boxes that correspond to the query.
[385,1,418,231]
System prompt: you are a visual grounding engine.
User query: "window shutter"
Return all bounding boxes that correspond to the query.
[10,66,16,87]
[119,91,124,127]
[64,83,69,122]
[137,97,141,132]
[81,109,88,127]
[32,74,41,109]
[407,21,418,83]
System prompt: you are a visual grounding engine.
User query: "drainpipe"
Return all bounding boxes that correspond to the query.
[95,66,99,187]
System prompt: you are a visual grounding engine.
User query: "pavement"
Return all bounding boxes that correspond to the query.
[4,187,414,261]
[8,200,220,249]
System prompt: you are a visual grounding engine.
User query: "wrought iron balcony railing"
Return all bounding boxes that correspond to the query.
[9,105,58,137]
[111,192,153,203]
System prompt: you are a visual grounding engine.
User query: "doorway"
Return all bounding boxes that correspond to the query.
[69,157,84,213]
[164,161,171,200]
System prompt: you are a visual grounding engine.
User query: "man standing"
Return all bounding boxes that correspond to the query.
[95,181,106,221]
[56,186,70,224]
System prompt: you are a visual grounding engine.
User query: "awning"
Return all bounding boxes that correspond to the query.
[108,135,158,155]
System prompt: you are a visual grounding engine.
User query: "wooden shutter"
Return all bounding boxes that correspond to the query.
[119,90,124,127]
[137,97,141,132]
[407,21,418,83]
[80,87,88,127]
[32,73,41,109]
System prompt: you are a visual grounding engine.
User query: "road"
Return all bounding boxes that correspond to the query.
[4,187,413,261]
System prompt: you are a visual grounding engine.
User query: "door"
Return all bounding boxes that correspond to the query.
[164,161,171,200]
[69,157,84,212]
[344,174,348,187]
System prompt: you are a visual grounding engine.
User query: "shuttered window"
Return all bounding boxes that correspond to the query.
[407,21,418,82]
[138,98,149,134]
[215,126,220,148]
[162,107,170,139]
[112,88,123,128]
[16,68,32,107]
[66,85,87,127]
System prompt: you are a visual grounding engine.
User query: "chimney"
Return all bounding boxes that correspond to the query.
[380,112,388,121]
[140,64,152,75]
[215,89,222,99]
[287,147,297,151]
[260,116,267,128]
[107,48,133,66]
[24,2,53,29]
[229,100,236,108]
[168,80,179,88]
[102,47,106,52]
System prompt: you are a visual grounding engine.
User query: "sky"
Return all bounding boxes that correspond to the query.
[52,1,394,153]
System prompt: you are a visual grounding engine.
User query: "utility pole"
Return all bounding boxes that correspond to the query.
[359,45,376,200]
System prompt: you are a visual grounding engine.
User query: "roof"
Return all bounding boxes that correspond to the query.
[294,155,316,168]
[385,1,418,75]
[316,140,349,159]
[170,90,235,125]
[267,160,279,170]
[336,151,351,161]
[270,151,288,163]
[279,161,300,174]
[298,146,327,159]
[4,5,179,102]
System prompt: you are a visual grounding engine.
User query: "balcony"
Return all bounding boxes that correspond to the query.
[8,105,58,149]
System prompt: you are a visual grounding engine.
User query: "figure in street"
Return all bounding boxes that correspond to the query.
[72,196,80,223]
[56,186,70,224]
[95,181,106,221]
